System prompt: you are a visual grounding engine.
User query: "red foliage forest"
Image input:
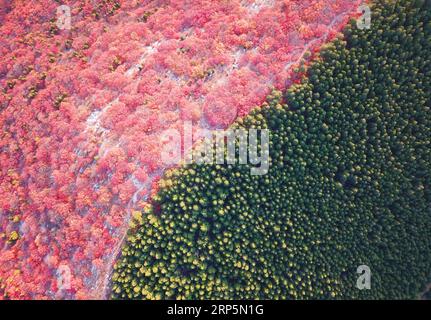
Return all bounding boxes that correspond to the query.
[0,0,360,299]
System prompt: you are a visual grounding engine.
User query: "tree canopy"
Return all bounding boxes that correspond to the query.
[111,0,431,300]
